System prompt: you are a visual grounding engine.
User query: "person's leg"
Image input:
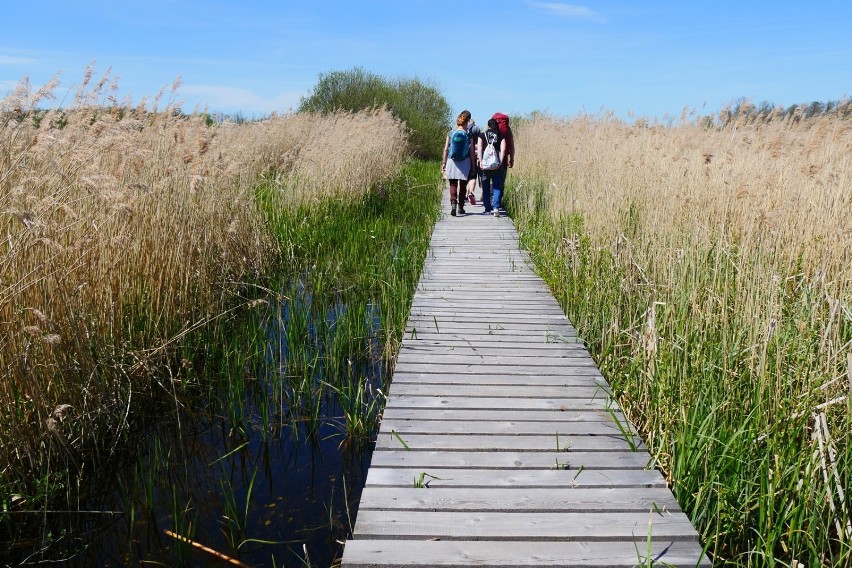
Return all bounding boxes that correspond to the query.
[466,172,477,205]
[457,181,467,214]
[491,172,505,216]
[480,173,492,213]
[449,180,458,216]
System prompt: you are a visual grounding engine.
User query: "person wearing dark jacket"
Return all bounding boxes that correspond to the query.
[476,118,508,217]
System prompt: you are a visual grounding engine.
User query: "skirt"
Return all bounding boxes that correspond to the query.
[444,156,471,181]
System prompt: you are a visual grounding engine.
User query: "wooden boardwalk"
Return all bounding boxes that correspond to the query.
[341,192,711,567]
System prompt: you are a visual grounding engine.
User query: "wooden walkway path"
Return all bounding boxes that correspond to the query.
[341,191,711,567]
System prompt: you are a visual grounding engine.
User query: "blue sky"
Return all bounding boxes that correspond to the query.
[3,1,851,123]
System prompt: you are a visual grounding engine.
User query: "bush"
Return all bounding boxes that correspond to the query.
[299,67,451,160]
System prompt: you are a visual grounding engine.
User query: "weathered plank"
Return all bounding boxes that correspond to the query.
[394,354,598,367]
[352,510,702,541]
[357,486,682,512]
[407,313,572,323]
[391,364,602,377]
[399,341,586,352]
[377,418,623,436]
[401,332,582,344]
[342,540,712,567]
[405,327,583,342]
[380,408,618,423]
[376,433,642,453]
[368,450,653,470]
[384,396,616,411]
[388,383,606,397]
[363,468,668,489]
[389,372,603,386]
[410,305,566,315]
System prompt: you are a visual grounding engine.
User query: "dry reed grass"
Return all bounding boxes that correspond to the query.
[515,109,852,372]
[517,110,852,276]
[512,108,852,560]
[0,68,409,500]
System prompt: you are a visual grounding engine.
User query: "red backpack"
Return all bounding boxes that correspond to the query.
[491,112,515,162]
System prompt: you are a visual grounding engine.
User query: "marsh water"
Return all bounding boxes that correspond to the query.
[10,294,388,568]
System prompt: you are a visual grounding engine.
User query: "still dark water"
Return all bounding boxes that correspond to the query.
[11,400,376,567]
[9,297,386,567]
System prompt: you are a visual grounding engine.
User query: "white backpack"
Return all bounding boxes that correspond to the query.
[481,131,501,170]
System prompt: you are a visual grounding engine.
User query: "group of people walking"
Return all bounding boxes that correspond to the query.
[441,110,515,217]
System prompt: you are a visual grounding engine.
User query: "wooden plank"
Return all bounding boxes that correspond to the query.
[410,304,566,314]
[418,273,543,279]
[375,434,642,453]
[405,322,577,332]
[387,384,607,399]
[342,539,712,567]
[398,345,590,356]
[351,510,702,541]
[400,333,582,344]
[377,419,623,436]
[384,397,616,411]
[356,487,682,512]
[368,451,652,470]
[397,346,591,356]
[402,332,577,342]
[380,408,618,423]
[405,322,576,332]
[413,292,556,300]
[364,468,668,489]
[389,373,603,386]
[407,313,570,322]
[394,354,597,367]
[391,365,602,378]
[341,539,709,567]
[399,342,588,353]
[394,356,598,367]
[416,285,554,293]
[421,267,535,273]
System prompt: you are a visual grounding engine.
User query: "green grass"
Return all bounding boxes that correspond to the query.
[254,159,443,438]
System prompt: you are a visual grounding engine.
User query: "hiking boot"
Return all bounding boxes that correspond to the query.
[457,205,466,215]
[450,207,456,216]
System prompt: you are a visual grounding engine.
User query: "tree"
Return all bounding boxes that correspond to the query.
[299,67,451,160]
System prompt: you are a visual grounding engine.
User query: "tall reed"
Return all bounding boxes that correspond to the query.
[508,109,851,565]
[0,68,409,515]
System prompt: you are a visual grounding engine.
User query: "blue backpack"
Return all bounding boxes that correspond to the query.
[448,129,470,160]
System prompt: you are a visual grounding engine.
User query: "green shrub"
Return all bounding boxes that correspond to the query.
[299,67,451,160]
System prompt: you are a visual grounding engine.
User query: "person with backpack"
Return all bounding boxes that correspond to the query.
[460,111,482,206]
[476,118,508,217]
[491,112,515,170]
[441,112,476,216]
[486,112,515,215]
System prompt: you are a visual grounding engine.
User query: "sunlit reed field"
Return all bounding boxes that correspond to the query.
[509,109,852,565]
[0,70,410,531]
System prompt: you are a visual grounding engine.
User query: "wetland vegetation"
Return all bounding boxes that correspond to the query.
[506,106,852,566]
[0,69,444,565]
[2,64,850,566]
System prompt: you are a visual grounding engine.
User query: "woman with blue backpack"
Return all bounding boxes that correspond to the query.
[441,112,476,216]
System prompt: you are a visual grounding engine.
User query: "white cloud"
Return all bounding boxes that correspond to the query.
[529,2,605,22]
[0,55,35,65]
[180,84,302,114]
